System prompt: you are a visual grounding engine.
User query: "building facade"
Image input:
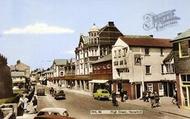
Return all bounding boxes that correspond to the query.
[10,60,31,91]
[112,35,175,99]
[75,21,123,75]
[90,54,112,93]
[172,29,190,109]
[52,59,67,77]
[74,21,123,91]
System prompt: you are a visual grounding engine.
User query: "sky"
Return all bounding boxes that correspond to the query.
[0,0,190,69]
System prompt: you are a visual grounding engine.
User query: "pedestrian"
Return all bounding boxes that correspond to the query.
[112,91,118,106]
[124,91,128,101]
[120,89,124,102]
[23,95,29,112]
[32,96,38,113]
[18,95,24,115]
[154,92,160,107]
[149,92,155,108]
[174,90,180,108]
[142,91,147,102]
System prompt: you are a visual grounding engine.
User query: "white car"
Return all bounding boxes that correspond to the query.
[34,108,70,119]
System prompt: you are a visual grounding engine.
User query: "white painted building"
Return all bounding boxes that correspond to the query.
[52,59,67,77]
[112,35,175,99]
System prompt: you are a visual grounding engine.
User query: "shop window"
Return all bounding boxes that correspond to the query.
[147,83,153,92]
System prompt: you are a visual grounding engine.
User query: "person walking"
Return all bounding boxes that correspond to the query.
[149,92,155,108]
[174,90,180,108]
[154,92,160,107]
[120,89,124,102]
[18,95,25,115]
[112,91,118,106]
[23,95,29,113]
[32,96,38,113]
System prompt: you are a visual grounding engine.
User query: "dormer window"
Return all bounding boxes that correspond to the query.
[179,40,189,58]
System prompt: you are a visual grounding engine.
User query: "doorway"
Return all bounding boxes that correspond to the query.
[136,84,141,98]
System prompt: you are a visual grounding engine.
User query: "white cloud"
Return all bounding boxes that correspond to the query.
[3,22,74,34]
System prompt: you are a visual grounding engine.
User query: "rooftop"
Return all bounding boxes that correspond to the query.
[92,54,112,64]
[53,59,67,66]
[172,29,190,42]
[119,35,172,48]
[11,71,25,77]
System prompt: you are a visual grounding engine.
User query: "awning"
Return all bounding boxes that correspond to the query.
[89,80,108,84]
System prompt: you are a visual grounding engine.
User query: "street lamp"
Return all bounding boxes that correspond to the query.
[140,55,145,95]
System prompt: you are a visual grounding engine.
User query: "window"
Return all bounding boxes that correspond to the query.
[114,50,117,58]
[81,64,83,69]
[134,54,141,65]
[114,61,118,66]
[181,75,190,84]
[161,64,164,74]
[165,64,174,74]
[124,59,127,65]
[147,83,153,92]
[123,48,126,57]
[145,48,150,55]
[160,48,164,56]
[179,40,189,58]
[120,60,123,65]
[145,65,151,75]
[118,49,121,57]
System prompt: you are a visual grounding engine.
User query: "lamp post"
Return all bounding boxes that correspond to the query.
[141,55,145,96]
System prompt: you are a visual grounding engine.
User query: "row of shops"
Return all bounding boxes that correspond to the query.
[47,76,176,100]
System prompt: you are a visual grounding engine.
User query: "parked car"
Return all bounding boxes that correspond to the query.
[37,87,45,96]
[54,90,66,100]
[34,108,74,119]
[93,89,110,100]
[0,103,17,119]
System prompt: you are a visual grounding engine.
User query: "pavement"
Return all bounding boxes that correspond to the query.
[49,83,190,119]
[126,97,190,119]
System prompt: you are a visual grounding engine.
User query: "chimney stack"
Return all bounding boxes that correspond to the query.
[149,35,153,37]
[177,32,182,36]
[108,21,114,26]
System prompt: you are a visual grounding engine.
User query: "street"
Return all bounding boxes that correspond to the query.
[35,86,188,119]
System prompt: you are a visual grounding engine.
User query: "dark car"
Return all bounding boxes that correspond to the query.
[54,90,66,100]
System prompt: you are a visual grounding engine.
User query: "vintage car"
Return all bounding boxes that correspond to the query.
[37,87,45,96]
[34,108,74,119]
[54,90,66,100]
[93,89,110,100]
